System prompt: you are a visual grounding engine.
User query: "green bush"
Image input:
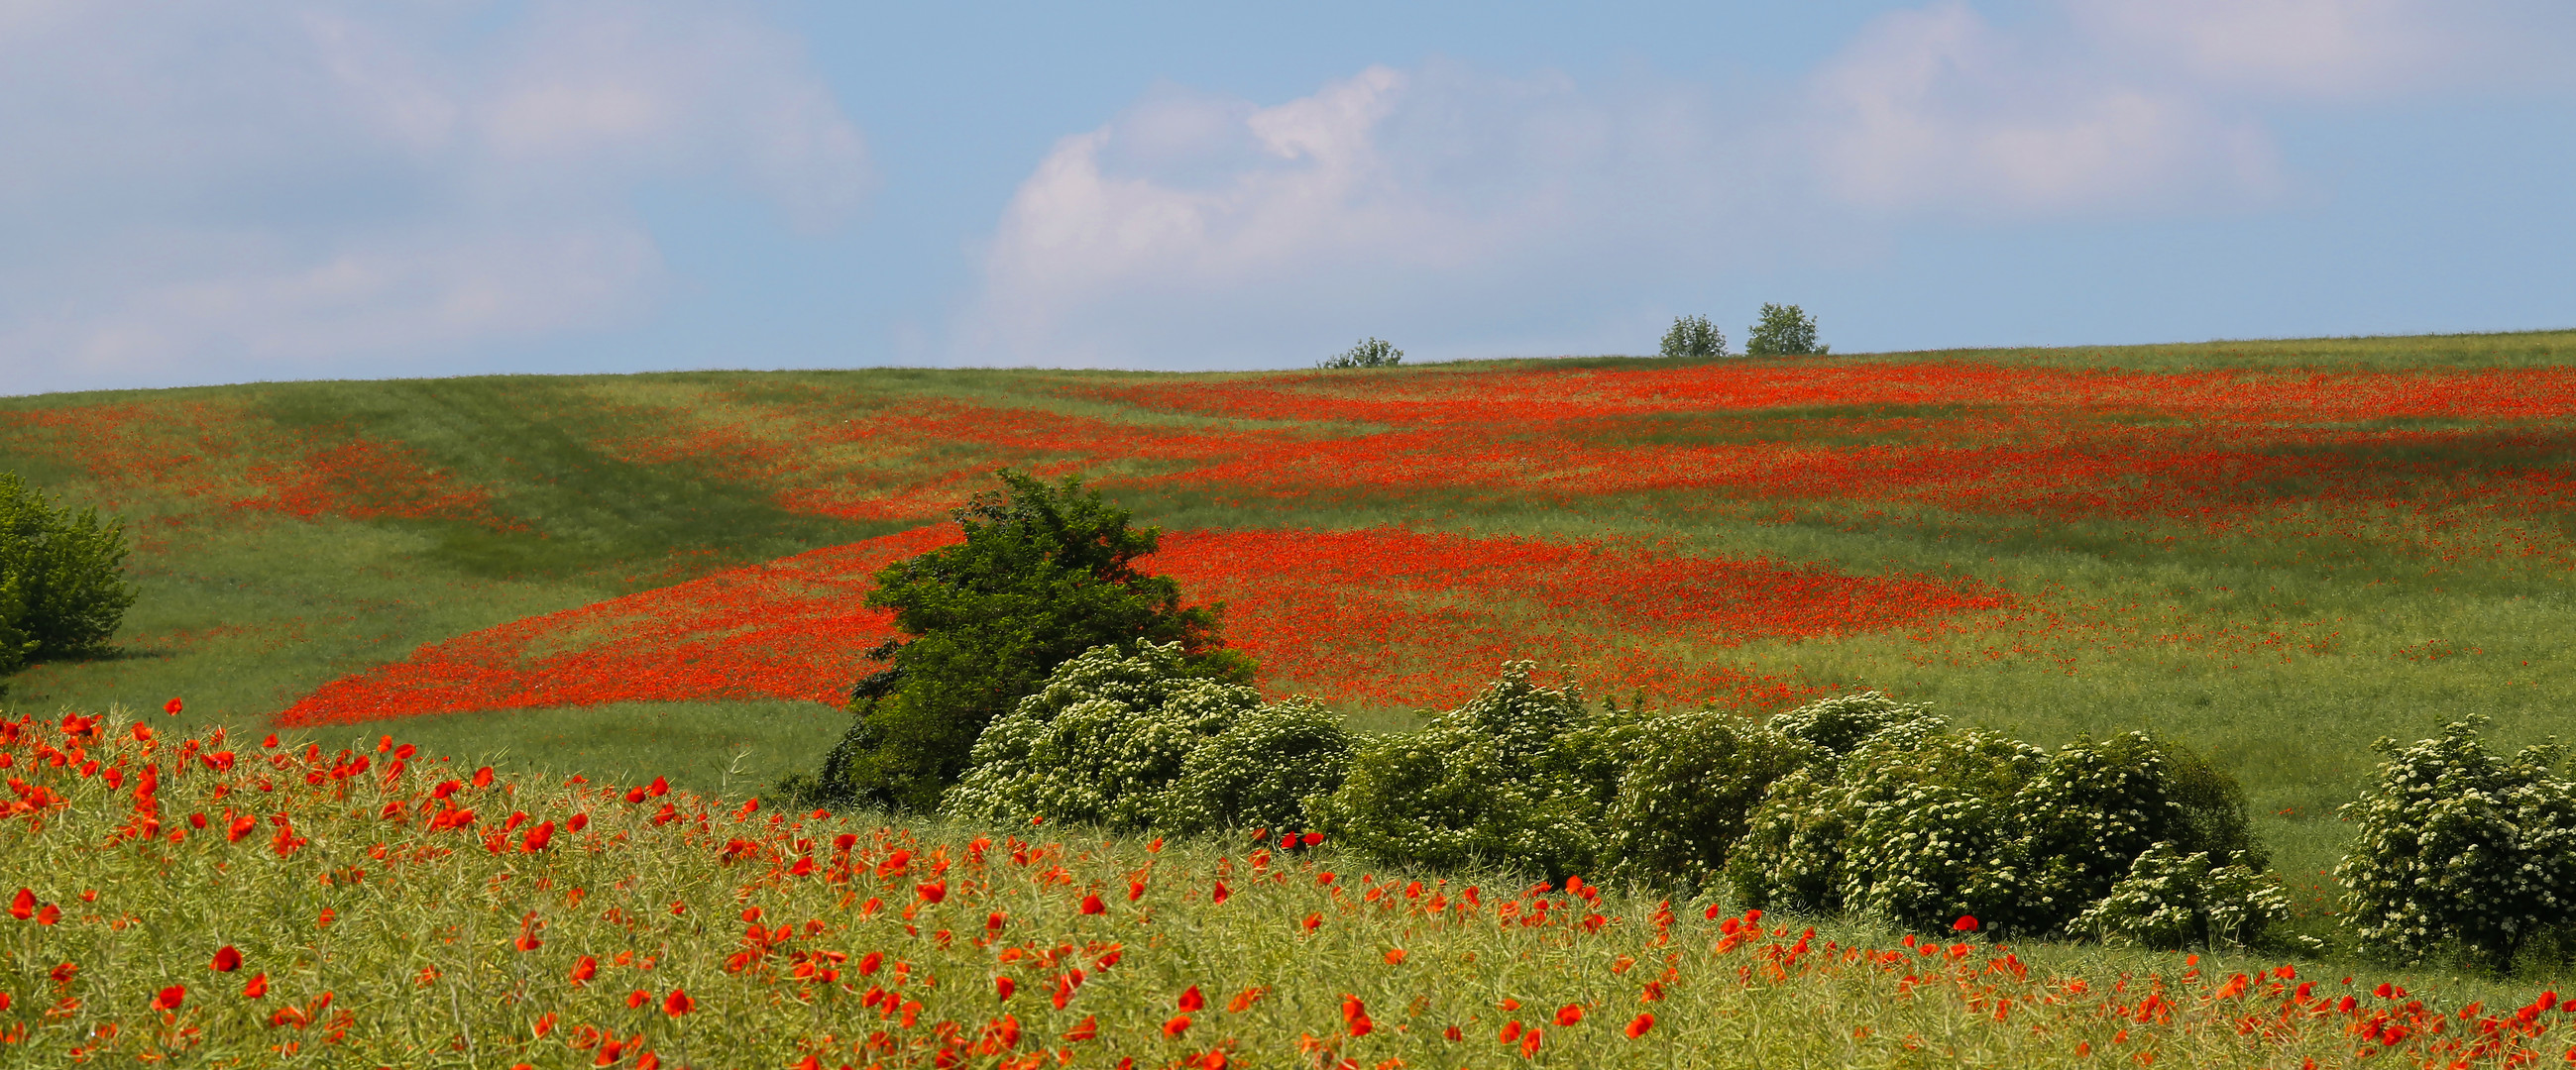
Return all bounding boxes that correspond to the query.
[788,471,1251,812]
[944,642,1265,830]
[1744,303,1825,357]
[1658,315,1726,359]
[1769,691,1939,757]
[1318,663,1611,878]
[1168,696,1353,835]
[1727,723,2259,936]
[2071,841,2292,950]
[1597,706,1816,886]
[2333,717,2576,970]
[0,473,139,684]
[1319,338,1403,369]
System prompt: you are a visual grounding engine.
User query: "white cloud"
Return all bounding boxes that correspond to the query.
[0,0,869,393]
[962,62,1758,368]
[2062,0,2576,100]
[1805,1,2286,215]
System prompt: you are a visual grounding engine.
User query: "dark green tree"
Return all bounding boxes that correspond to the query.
[787,471,1251,811]
[0,472,140,684]
[1744,303,1825,357]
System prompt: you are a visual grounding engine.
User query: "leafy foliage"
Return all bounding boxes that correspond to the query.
[1318,663,1610,877]
[2334,718,2576,970]
[943,642,1350,834]
[791,472,1249,812]
[1319,338,1403,369]
[1744,303,1824,357]
[1658,315,1727,359]
[1596,706,1816,886]
[1728,720,2258,937]
[1769,691,1939,757]
[0,472,138,683]
[2072,841,2293,950]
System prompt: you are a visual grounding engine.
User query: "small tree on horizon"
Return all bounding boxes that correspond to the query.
[1745,303,1825,357]
[1659,315,1726,359]
[1319,338,1403,369]
[1,472,139,688]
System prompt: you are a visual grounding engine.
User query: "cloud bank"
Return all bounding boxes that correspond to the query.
[960,0,2567,368]
[0,0,869,393]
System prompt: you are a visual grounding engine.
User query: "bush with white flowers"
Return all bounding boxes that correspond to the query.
[2334,717,2576,969]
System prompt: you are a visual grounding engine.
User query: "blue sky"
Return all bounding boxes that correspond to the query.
[5,1,2572,394]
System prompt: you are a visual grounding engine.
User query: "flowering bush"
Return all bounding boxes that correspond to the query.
[1768,691,1940,757]
[0,472,137,683]
[1318,338,1402,369]
[2072,840,2292,950]
[1597,706,1817,887]
[1728,723,2259,937]
[2334,717,2576,970]
[1166,696,1352,834]
[1320,663,1611,877]
[944,643,1267,830]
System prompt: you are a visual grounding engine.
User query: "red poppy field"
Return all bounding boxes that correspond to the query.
[4,331,2576,1065]
[8,709,2571,1068]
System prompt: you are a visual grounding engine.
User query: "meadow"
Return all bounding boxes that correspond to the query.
[3,327,2575,1064]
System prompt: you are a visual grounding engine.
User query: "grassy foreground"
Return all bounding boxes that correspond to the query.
[8,710,2574,1069]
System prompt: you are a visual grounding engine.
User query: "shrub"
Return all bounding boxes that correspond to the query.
[2334,717,2576,970]
[789,471,1251,812]
[1167,696,1353,835]
[943,642,1267,830]
[1744,303,1824,357]
[1319,338,1403,369]
[1728,723,2259,936]
[1658,315,1726,359]
[2071,841,2292,950]
[1769,691,1939,757]
[0,473,139,684]
[1597,706,1816,886]
[1319,663,1610,878]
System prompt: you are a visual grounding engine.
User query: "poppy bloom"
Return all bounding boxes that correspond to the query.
[165,697,182,716]
[662,989,694,1016]
[1301,912,1322,932]
[996,977,1016,1000]
[570,956,598,985]
[521,821,554,852]
[568,812,589,832]
[1302,832,1325,847]
[1079,893,1105,915]
[1626,1013,1655,1038]
[1555,1004,1584,1026]
[916,880,948,904]
[859,951,884,975]
[471,766,495,789]
[1520,1028,1544,1057]
[1163,1014,1191,1038]
[1129,880,1147,902]
[243,973,269,998]
[1954,915,1979,933]
[627,990,651,1009]
[1064,1016,1098,1042]
[1500,1021,1524,1043]
[152,985,185,1012]
[36,905,59,926]
[1211,881,1230,905]
[9,888,31,920]
[211,946,242,973]
[1177,986,1204,1012]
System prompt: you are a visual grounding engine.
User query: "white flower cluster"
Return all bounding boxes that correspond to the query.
[944,642,1351,833]
[2333,717,2576,968]
[2072,840,2292,950]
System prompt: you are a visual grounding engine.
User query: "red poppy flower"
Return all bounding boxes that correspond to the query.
[627,990,650,1009]
[1954,915,1979,932]
[164,697,182,716]
[1163,1014,1191,1038]
[152,985,186,1012]
[916,880,948,904]
[1064,1016,1098,1042]
[471,766,494,789]
[520,821,554,852]
[1079,893,1105,915]
[1129,880,1147,902]
[1177,986,1204,1012]
[8,888,31,920]
[35,904,59,926]
[1555,1004,1583,1026]
[211,946,242,973]
[1301,832,1325,847]
[662,989,694,1016]
[996,977,1015,1000]
[1626,1013,1655,1038]
[570,956,598,985]
[243,973,268,998]
[1211,881,1230,905]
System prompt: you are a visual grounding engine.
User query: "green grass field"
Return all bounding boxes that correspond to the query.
[4,329,2575,1064]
